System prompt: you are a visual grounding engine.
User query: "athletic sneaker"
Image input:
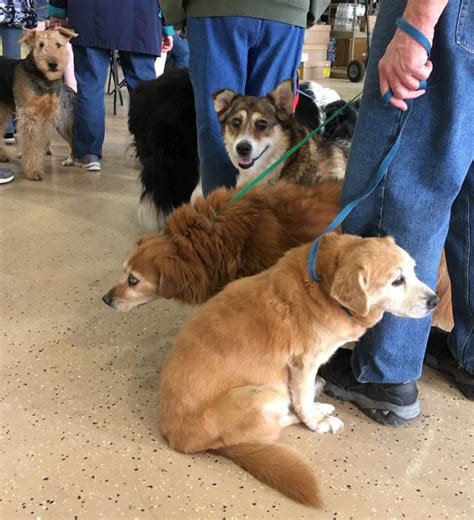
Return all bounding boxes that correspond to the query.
[319,348,421,426]
[0,168,15,184]
[76,154,101,172]
[425,328,474,400]
[3,132,16,145]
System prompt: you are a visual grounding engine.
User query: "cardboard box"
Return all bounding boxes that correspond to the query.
[303,43,329,65]
[304,24,331,45]
[301,61,331,80]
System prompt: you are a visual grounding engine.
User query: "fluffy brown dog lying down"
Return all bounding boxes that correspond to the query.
[103,180,453,331]
[103,180,341,306]
[160,234,439,506]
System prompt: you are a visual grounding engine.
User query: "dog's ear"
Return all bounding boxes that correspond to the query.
[213,89,238,120]
[18,29,36,47]
[268,79,294,114]
[330,262,370,317]
[158,272,180,299]
[55,26,78,40]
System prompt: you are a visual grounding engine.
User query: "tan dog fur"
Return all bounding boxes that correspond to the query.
[159,234,438,506]
[0,27,77,180]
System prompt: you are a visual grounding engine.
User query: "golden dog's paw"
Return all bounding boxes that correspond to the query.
[313,415,344,434]
[304,402,344,433]
[0,150,10,162]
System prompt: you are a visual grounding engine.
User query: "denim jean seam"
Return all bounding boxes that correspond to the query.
[376,110,403,237]
[459,178,473,365]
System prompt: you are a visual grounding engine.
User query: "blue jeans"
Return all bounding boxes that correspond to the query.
[342,0,474,382]
[164,34,190,70]
[187,16,304,195]
[0,26,21,134]
[73,46,156,158]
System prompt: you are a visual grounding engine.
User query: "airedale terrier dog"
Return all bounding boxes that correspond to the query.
[0,26,77,180]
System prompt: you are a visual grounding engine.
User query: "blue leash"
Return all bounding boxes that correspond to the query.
[307,18,432,281]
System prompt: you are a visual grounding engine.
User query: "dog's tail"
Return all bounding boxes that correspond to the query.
[215,442,321,507]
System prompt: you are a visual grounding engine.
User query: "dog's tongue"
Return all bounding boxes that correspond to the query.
[238,156,253,166]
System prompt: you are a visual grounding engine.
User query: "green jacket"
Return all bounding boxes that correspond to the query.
[161,0,330,28]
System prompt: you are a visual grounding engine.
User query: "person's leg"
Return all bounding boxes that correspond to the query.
[187,16,255,194]
[0,26,22,59]
[320,0,473,422]
[168,34,189,69]
[1,27,22,138]
[118,51,157,92]
[73,46,110,162]
[425,166,474,399]
[245,20,304,97]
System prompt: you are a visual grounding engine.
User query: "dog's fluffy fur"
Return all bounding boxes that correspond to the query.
[103,180,342,308]
[159,234,438,506]
[0,27,77,179]
[128,69,359,230]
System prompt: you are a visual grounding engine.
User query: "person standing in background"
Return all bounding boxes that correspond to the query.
[0,0,37,148]
[48,0,174,171]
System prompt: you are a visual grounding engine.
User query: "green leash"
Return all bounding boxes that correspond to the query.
[228,91,363,203]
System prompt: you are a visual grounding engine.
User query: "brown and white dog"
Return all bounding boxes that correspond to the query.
[159,234,439,506]
[190,80,349,202]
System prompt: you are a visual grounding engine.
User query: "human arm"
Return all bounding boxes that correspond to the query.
[379,0,448,111]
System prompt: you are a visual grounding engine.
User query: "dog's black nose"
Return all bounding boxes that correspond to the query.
[426,294,440,310]
[48,61,58,71]
[102,292,113,306]
[236,141,252,157]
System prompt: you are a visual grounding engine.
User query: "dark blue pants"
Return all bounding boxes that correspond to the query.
[164,34,190,71]
[73,46,156,158]
[342,0,474,382]
[187,16,304,195]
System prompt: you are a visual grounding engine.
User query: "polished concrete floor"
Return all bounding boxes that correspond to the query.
[1,80,473,520]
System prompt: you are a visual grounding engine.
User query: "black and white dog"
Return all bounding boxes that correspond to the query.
[129,68,359,231]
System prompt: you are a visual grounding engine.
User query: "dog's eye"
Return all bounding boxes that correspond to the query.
[231,118,241,129]
[56,43,62,48]
[392,275,406,287]
[128,274,139,287]
[39,42,45,48]
[255,120,268,131]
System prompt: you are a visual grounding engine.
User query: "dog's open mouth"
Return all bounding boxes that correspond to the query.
[238,145,270,170]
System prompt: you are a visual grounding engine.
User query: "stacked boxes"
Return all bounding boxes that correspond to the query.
[301,24,331,80]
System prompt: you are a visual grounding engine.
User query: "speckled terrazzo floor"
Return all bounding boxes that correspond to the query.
[1,81,473,520]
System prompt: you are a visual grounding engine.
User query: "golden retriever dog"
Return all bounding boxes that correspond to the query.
[103,180,453,331]
[159,234,439,506]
